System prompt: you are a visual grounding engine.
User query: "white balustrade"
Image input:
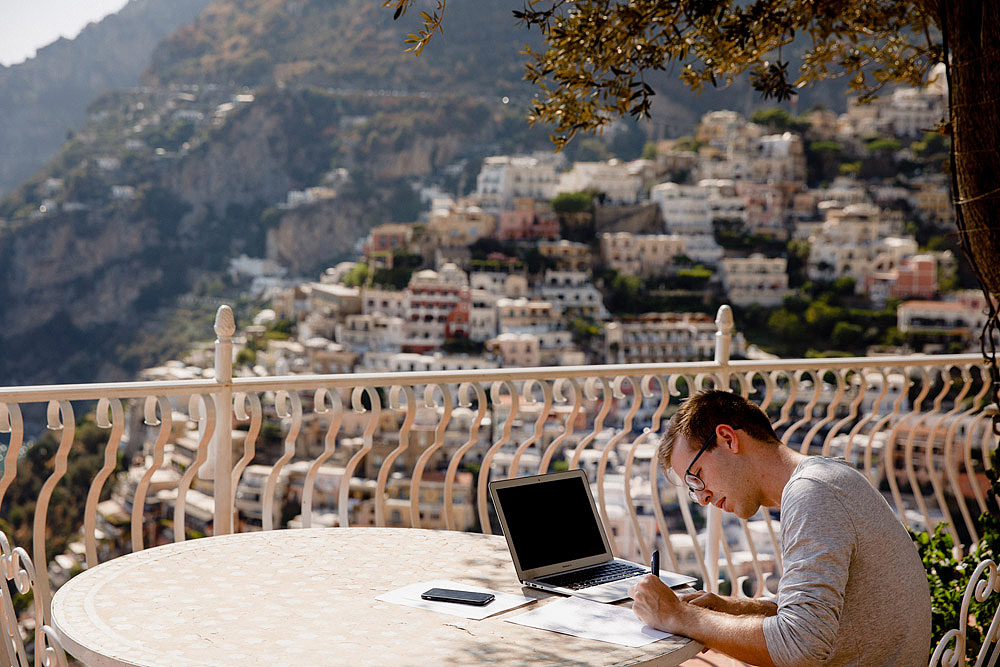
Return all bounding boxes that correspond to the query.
[0,305,997,660]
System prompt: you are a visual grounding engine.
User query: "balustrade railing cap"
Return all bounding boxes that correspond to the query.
[715,305,734,334]
[214,305,236,339]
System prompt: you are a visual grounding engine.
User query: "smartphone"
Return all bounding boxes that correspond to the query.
[420,587,495,606]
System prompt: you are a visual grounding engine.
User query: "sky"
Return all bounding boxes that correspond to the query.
[0,0,130,66]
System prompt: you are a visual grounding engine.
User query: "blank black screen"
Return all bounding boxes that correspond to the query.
[496,476,607,571]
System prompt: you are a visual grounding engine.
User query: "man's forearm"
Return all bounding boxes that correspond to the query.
[726,597,778,617]
[679,604,776,667]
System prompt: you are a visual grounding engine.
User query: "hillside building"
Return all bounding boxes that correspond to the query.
[720,254,791,307]
[475,155,562,210]
[496,197,559,241]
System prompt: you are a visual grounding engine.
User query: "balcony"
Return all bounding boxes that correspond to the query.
[1,305,997,665]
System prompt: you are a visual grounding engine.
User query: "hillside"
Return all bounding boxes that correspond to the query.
[0,0,848,387]
[0,0,213,198]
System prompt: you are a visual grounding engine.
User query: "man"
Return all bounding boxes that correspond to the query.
[630,389,930,666]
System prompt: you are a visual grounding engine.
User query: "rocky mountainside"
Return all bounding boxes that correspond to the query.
[0,0,213,198]
[0,0,847,387]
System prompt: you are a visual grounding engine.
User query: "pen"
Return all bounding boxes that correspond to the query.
[651,548,659,578]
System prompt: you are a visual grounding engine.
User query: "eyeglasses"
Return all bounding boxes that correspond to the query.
[682,433,716,502]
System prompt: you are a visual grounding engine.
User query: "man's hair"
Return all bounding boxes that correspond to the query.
[658,389,781,470]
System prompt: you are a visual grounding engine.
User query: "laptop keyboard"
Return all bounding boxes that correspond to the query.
[539,561,646,590]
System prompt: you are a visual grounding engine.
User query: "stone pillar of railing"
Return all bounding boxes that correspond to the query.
[201,306,235,535]
[706,305,734,594]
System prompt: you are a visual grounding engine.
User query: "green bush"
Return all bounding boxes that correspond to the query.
[912,446,1000,663]
[552,191,594,214]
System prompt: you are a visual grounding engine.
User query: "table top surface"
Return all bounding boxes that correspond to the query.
[51,527,700,667]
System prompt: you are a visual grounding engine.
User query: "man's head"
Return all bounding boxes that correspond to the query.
[658,389,783,518]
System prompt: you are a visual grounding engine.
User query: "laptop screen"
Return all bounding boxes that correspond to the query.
[493,474,607,570]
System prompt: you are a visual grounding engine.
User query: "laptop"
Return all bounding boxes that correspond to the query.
[489,469,696,603]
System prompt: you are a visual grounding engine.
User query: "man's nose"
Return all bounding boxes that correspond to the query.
[694,488,712,506]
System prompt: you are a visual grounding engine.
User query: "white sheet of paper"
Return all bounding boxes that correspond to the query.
[376,579,536,620]
[505,596,675,647]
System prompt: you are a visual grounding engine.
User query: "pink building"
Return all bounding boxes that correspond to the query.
[866,254,937,305]
[496,198,559,241]
[364,223,414,261]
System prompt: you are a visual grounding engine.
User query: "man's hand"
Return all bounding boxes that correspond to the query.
[629,575,689,633]
[681,590,734,614]
[630,577,777,667]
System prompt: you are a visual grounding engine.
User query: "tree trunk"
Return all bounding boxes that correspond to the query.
[944,1,1000,301]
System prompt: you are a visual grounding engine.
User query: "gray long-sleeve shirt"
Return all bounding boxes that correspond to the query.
[761,457,931,666]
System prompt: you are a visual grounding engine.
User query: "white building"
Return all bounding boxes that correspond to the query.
[469,289,499,342]
[557,160,645,204]
[720,254,791,307]
[752,132,806,185]
[475,154,562,210]
[651,183,712,235]
[337,313,405,353]
[496,298,560,335]
[536,270,608,318]
[604,313,743,363]
[600,232,688,278]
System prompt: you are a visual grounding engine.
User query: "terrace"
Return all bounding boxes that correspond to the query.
[2,305,998,665]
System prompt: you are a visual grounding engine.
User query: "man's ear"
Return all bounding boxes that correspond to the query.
[715,424,740,453]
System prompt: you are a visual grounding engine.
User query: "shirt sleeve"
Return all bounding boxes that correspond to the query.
[762,477,857,667]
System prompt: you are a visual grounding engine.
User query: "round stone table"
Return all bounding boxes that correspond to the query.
[51,527,700,666]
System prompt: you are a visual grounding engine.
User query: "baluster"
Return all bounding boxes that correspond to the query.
[649,375,690,574]
[376,386,416,527]
[84,397,124,566]
[568,377,611,470]
[923,366,968,547]
[339,387,380,528]
[477,381,519,534]
[872,369,912,519]
[737,518,771,599]
[754,370,777,411]
[756,504,782,575]
[174,395,216,542]
[2,531,40,666]
[783,370,822,452]
[231,392,262,510]
[964,406,996,518]
[509,380,552,478]
[823,368,866,461]
[944,365,988,546]
[771,370,797,432]
[802,371,845,456]
[133,396,171,552]
[538,378,582,474]
[411,384,453,529]
[674,476,712,587]
[978,412,1000,516]
[262,391,301,531]
[31,400,75,623]
[302,388,343,528]
[624,375,669,565]
[444,382,487,531]
[901,367,943,534]
[842,368,885,466]
[0,403,24,516]
[596,376,636,556]
[811,369,851,456]
[733,372,752,400]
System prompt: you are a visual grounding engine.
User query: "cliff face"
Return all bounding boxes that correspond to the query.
[0,83,499,383]
[0,0,213,198]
